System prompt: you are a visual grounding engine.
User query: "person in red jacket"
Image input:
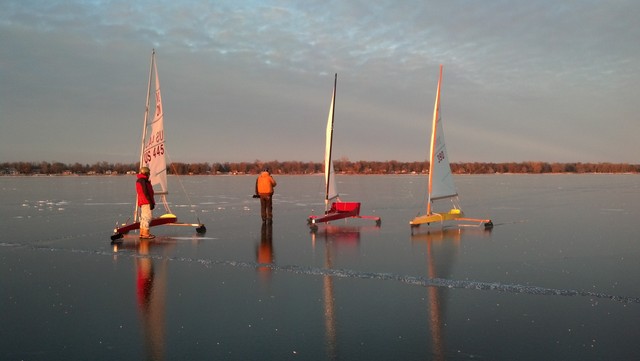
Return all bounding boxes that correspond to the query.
[255,168,277,222]
[136,167,156,239]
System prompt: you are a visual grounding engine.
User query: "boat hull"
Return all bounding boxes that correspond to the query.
[308,202,381,228]
[111,213,207,242]
[114,214,178,235]
[410,209,492,229]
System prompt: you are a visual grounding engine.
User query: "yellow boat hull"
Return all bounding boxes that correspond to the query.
[410,209,463,226]
[410,209,493,229]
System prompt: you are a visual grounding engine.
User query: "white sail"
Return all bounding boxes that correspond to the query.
[324,74,338,204]
[141,53,168,195]
[428,66,457,204]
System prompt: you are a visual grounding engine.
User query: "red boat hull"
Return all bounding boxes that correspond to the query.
[114,216,178,234]
[308,202,380,226]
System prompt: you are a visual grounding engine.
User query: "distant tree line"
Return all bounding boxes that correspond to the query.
[2,160,639,175]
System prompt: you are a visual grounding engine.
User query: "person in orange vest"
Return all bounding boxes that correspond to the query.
[254,167,277,222]
[136,166,156,239]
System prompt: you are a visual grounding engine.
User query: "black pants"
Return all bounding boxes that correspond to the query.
[259,194,273,221]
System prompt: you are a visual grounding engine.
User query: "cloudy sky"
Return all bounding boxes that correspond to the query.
[1,0,638,164]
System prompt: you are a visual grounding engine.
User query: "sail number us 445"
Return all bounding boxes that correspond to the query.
[143,130,165,163]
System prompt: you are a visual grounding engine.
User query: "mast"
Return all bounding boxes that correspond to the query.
[426,65,443,216]
[133,49,156,224]
[325,73,337,211]
[140,50,155,169]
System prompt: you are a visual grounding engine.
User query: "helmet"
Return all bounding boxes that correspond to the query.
[140,166,150,175]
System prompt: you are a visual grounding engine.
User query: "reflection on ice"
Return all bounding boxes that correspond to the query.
[6,242,640,304]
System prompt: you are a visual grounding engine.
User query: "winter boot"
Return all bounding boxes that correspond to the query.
[140,228,156,239]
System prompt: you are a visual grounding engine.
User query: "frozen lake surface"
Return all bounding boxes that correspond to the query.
[1,174,640,360]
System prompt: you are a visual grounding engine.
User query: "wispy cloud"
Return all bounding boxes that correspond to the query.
[1,0,639,163]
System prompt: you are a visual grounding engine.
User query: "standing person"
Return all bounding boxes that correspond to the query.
[136,166,156,239]
[255,168,277,222]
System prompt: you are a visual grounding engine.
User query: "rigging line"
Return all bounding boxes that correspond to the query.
[422,169,430,214]
[165,152,201,223]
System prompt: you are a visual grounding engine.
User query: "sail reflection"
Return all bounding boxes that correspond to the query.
[311,224,361,245]
[312,225,365,361]
[113,239,174,361]
[411,227,491,361]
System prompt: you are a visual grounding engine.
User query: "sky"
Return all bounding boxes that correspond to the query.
[1,0,639,164]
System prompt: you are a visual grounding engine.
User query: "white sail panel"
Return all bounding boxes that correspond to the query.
[429,114,457,200]
[142,60,168,194]
[325,84,338,202]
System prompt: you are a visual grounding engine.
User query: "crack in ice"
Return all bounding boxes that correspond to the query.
[3,242,639,304]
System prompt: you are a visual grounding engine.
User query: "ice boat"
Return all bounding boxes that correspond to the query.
[308,74,381,230]
[410,65,492,231]
[111,50,206,242]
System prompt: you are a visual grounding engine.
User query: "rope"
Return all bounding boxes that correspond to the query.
[166,153,201,224]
